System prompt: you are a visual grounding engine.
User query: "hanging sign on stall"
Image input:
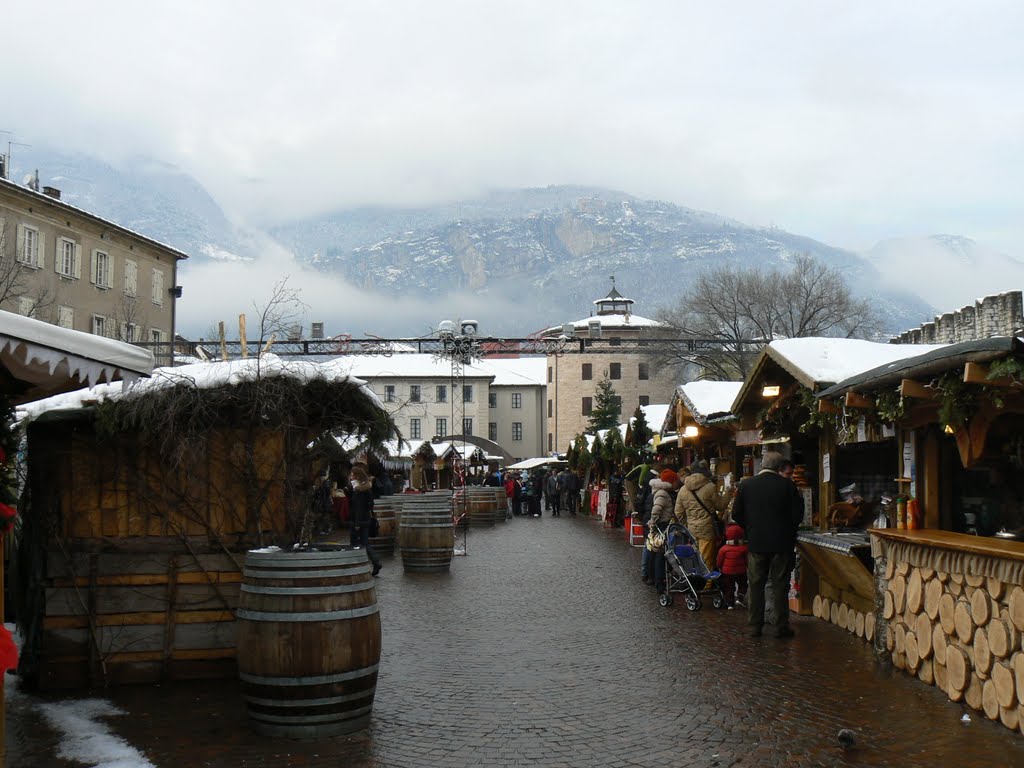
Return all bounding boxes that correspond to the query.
[856,416,867,443]
[822,452,831,483]
[902,442,913,479]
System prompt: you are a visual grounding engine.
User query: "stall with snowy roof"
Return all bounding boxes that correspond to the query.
[0,309,155,757]
[15,354,393,690]
[661,381,742,472]
[730,337,944,623]
[815,338,1024,728]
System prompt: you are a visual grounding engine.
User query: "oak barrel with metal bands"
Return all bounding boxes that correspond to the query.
[490,486,509,522]
[236,547,381,738]
[397,494,455,572]
[463,486,498,527]
[368,497,398,555]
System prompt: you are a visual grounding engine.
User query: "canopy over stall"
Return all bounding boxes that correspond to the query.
[507,457,567,471]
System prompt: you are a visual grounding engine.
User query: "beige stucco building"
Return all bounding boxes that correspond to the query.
[0,178,187,363]
[542,286,678,453]
[334,355,546,462]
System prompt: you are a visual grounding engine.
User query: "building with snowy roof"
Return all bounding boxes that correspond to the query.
[538,282,677,452]
[328,354,546,462]
[0,176,187,365]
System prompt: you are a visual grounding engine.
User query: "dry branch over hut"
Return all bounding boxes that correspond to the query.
[15,355,395,689]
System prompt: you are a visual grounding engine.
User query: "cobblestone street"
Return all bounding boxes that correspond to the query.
[8,515,1024,767]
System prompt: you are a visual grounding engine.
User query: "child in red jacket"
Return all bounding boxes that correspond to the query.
[716,523,749,608]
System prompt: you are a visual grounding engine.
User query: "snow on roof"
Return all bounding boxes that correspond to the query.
[18,353,380,422]
[323,354,546,386]
[0,309,154,404]
[767,338,947,386]
[0,177,188,259]
[637,403,669,432]
[507,456,566,470]
[679,381,742,422]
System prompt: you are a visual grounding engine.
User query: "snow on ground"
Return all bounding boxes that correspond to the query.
[38,699,154,768]
[4,623,154,768]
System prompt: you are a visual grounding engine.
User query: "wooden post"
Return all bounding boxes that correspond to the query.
[218,322,228,361]
[923,428,941,528]
[261,333,276,355]
[239,314,248,360]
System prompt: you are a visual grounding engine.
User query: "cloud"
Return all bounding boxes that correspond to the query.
[176,236,544,340]
[3,1,1023,255]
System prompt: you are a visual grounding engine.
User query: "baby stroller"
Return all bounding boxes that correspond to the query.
[660,523,725,611]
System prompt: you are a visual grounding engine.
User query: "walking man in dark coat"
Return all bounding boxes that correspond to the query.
[732,452,804,638]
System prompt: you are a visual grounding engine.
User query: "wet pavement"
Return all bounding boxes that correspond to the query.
[7,514,1024,767]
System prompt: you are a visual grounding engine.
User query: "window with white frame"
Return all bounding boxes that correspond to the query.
[488,392,497,408]
[435,418,447,438]
[151,268,165,304]
[410,384,421,403]
[511,392,522,409]
[462,384,473,402]
[121,322,139,343]
[512,422,523,441]
[124,260,138,296]
[92,315,107,337]
[436,385,447,403]
[488,422,497,441]
[462,418,473,435]
[17,225,40,268]
[57,237,79,278]
[150,328,165,343]
[409,418,421,439]
[384,384,396,402]
[18,297,34,316]
[57,306,74,329]
[91,250,111,288]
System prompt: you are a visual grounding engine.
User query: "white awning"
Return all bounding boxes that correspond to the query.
[507,457,567,470]
[1,310,154,404]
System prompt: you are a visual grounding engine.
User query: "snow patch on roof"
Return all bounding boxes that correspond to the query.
[768,338,947,385]
[679,381,742,421]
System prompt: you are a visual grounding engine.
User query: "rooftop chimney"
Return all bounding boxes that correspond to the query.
[42,186,61,200]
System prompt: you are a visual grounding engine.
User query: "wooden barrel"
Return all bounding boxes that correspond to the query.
[489,487,508,522]
[368,497,398,554]
[236,546,381,738]
[465,487,496,527]
[398,495,455,572]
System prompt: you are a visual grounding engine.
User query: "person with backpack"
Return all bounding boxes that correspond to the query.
[716,524,749,608]
[647,469,681,595]
[675,460,731,575]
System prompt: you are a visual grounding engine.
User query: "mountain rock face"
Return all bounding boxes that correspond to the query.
[274,188,934,335]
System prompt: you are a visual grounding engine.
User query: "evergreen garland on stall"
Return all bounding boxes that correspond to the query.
[0,392,19,532]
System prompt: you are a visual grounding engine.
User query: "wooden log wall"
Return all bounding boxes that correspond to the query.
[811,578,876,645]
[40,551,241,689]
[880,555,1024,734]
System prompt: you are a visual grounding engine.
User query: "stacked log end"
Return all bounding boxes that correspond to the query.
[881,558,1024,733]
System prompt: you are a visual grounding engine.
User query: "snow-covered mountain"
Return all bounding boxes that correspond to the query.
[4,148,947,337]
[865,235,1024,312]
[273,189,934,335]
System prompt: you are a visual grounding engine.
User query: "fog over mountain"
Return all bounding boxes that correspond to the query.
[15,147,1020,340]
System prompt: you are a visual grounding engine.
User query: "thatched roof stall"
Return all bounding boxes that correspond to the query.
[15,355,394,689]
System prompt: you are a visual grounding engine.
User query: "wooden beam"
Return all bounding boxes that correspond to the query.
[900,378,937,400]
[239,314,248,359]
[818,399,841,414]
[964,361,1016,388]
[844,391,874,410]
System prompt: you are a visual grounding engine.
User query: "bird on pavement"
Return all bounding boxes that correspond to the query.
[837,729,857,751]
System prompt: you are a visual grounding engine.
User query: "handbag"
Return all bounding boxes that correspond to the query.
[368,515,380,538]
[690,489,726,538]
[648,529,666,549]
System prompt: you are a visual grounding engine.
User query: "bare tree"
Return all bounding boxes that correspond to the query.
[0,219,55,317]
[656,254,879,380]
[252,277,309,349]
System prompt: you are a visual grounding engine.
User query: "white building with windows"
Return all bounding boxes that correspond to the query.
[331,354,546,462]
[0,176,186,363]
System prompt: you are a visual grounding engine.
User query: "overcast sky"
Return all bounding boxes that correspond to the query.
[5,1,1023,255]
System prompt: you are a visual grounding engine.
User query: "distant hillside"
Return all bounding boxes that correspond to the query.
[274,187,935,335]
[7,147,256,264]
[865,235,1024,314]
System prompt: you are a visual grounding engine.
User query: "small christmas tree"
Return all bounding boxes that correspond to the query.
[603,425,625,469]
[587,373,622,432]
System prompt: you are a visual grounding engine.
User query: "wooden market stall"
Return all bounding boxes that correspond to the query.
[665,380,742,477]
[0,310,156,763]
[729,338,943,622]
[15,355,393,690]
[816,337,1024,731]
